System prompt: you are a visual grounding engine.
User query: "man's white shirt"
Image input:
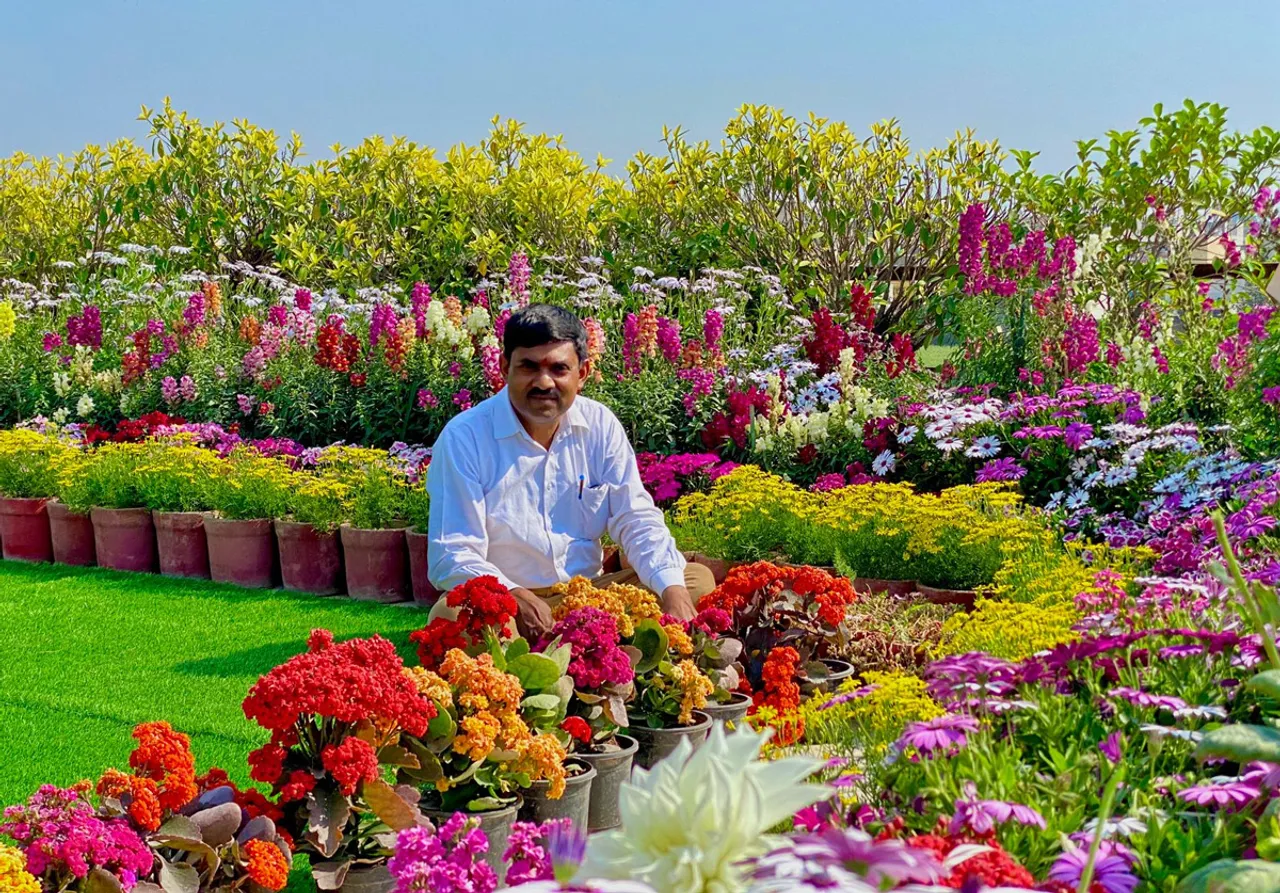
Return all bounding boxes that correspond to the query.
[425,390,687,595]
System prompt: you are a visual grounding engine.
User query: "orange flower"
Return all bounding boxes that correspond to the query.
[512,733,568,799]
[202,281,223,319]
[672,660,714,725]
[453,713,502,762]
[130,721,198,811]
[404,666,453,708]
[97,769,163,831]
[239,316,261,345]
[243,839,290,891]
[663,622,695,657]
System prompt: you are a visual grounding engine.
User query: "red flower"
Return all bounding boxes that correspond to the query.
[321,736,379,795]
[560,716,593,746]
[235,787,284,823]
[410,617,470,671]
[447,575,517,633]
[802,307,851,375]
[128,720,198,811]
[247,743,288,784]
[242,634,437,738]
[307,628,334,652]
[278,769,317,803]
[905,833,1035,888]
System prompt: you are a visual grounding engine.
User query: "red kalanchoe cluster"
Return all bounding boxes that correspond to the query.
[320,736,380,795]
[278,769,317,803]
[549,607,634,690]
[701,561,856,629]
[560,716,593,746]
[242,630,437,742]
[410,576,517,669]
[905,833,1035,889]
[755,646,804,746]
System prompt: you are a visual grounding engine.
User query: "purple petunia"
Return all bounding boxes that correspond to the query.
[896,713,980,756]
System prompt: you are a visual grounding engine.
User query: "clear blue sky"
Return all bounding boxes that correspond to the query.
[3,0,1279,174]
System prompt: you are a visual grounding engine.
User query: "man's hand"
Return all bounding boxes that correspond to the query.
[511,587,554,640]
[660,585,697,622]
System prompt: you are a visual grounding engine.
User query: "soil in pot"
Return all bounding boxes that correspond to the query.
[48,501,96,566]
[800,658,857,697]
[422,798,519,876]
[153,511,210,579]
[91,507,157,573]
[341,526,409,602]
[0,497,53,563]
[630,710,712,770]
[205,516,276,589]
[916,582,978,609]
[702,691,752,729]
[276,521,344,595]
[518,759,596,829]
[405,530,439,605]
[573,734,637,832]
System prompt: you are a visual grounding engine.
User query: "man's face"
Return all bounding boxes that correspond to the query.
[501,341,590,426]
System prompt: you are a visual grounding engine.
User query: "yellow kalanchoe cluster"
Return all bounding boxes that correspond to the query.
[550,576,661,637]
[671,659,714,725]
[0,844,39,893]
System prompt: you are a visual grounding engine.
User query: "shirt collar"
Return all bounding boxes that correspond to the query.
[494,389,590,441]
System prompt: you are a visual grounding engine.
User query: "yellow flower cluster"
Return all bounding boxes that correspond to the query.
[0,302,16,340]
[663,621,695,657]
[550,576,661,637]
[800,670,944,758]
[404,666,452,708]
[673,465,816,534]
[436,649,567,798]
[0,845,39,893]
[672,659,714,725]
[936,597,1081,661]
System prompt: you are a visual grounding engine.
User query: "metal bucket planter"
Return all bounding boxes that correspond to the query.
[48,501,95,566]
[341,526,409,602]
[334,863,395,893]
[800,658,857,696]
[630,710,712,770]
[205,516,275,588]
[276,521,344,595]
[518,759,596,829]
[702,691,752,730]
[405,530,440,605]
[0,496,52,563]
[153,511,210,579]
[91,507,156,573]
[422,798,520,876]
[574,734,637,832]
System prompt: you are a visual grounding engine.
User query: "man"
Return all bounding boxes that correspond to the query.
[426,304,715,638]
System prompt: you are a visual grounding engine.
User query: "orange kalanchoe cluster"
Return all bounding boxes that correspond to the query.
[435,648,568,798]
[243,839,290,891]
[701,561,857,629]
[663,620,696,657]
[551,576,662,637]
[756,646,805,746]
[96,721,200,830]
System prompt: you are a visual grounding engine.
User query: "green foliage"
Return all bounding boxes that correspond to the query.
[59,443,148,512]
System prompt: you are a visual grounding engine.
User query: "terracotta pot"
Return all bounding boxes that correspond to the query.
[0,496,53,563]
[405,530,439,605]
[422,798,520,876]
[47,501,95,566]
[91,507,157,573]
[852,577,917,597]
[630,710,712,770]
[153,511,210,579]
[334,864,395,893]
[276,521,344,595]
[916,582,978,610]
[341,526,409,602]
[702,691,753,728]
[575,734,637,832]
[518,759,596,829]
[800,658,858,697]
[204,516,276,589]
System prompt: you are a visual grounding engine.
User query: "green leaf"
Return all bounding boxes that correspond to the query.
[311,861,351,892]
[1247,670,1280,701]
[546,642,572,678]
[426,705,456,747]
[84,868,125,893]
[505,637,531,661]
[1177,859,1280,893]
[507,652,562,691]
[633,619,669,674]
[522,692,562,711]
[304,786,350,858]
[157,815,202,839]
[157,861,200,893]
[1195,723,1280,765]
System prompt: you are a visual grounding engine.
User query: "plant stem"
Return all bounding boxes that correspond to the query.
[1078,760,1124,893]
[1213,512,1280,670]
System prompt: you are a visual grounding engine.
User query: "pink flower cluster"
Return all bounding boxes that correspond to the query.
[502,818,570,886]
[411,281,432,338]
[1213,306,1274,389]
[388,813,496,893]
[958,203,1077,298]
[0,785,153,890]
[369,302,399,348]
[636,452,737,504]
[508,252,531,306]
[550,607,633,690]
[66,305,103,349]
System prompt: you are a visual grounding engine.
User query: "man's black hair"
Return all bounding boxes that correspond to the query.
[502,304,588,362]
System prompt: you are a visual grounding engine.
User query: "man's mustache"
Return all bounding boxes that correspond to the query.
[528,389,559,399]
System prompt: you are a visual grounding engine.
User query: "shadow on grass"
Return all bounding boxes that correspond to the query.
[1,692,259,749]
[172,641,326,678]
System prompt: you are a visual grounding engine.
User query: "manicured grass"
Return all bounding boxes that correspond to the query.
[0,560,429,807]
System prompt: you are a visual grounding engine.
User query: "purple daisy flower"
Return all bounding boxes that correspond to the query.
[820,684,879,711]
[975,456,1027,482]
[1048,841,1138,893]
[1158,643,1205,659]
[1099,731,1123,764]
[748,828,944,888]
[949,782,1046,836]
[1177,780,1261,808]
[1109,686,1187,712]
[896,714,980,756]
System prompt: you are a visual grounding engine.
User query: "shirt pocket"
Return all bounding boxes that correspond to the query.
[571,484,610,541]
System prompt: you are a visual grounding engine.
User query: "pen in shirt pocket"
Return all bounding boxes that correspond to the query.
[578,474,585,499]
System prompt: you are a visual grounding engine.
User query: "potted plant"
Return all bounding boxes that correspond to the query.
[204,447,288,588]
[699,561,859,710]
[134,436,221,579]
[627,618,715,769]
[408,577,590,836]
[403,480,437,605]
[60,442,157,573]
[685,607,751,727]
[0,429,72,563]
[275,468,349,596]
[47,451,96,567]
[543,603,639,831]
[321,448,410,602]
[241,630,439,892]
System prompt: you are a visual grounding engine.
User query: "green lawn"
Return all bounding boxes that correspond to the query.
[0,560,429,807]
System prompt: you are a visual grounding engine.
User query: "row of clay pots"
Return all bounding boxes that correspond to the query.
[0,496,443,604]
